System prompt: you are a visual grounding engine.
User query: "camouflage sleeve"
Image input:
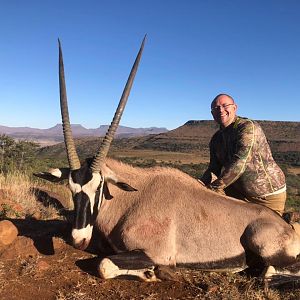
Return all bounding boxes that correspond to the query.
[210,120,255,190]
[200,136,222,185]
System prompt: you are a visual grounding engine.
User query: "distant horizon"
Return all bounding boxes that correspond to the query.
[0,118,299,132]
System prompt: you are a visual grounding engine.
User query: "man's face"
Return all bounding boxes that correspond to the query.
[211,95,237,128]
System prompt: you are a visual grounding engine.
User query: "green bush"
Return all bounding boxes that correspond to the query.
[0,135,39,174]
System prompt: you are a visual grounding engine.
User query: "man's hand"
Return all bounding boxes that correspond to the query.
[197,179,205,186]
[197,179,226,195]
[207,184,226,195]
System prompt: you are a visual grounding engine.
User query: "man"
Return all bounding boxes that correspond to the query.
[200,94,287,215]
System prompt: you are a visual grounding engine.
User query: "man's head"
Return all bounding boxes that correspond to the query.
[211,94,237,128]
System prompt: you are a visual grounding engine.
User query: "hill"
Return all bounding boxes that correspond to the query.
[36,120,300,166]
[134,120,300,163]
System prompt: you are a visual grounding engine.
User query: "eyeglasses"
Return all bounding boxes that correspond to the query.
[211,103,235,112]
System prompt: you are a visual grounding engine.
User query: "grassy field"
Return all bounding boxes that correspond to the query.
[110,149,209,163]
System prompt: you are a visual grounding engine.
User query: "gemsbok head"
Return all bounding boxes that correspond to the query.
[35,37,145,250]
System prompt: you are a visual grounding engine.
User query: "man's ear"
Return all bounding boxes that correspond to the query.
[33,168,70,182]
[233,103,238,112]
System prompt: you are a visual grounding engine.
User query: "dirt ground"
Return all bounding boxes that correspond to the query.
[1,188,300,300]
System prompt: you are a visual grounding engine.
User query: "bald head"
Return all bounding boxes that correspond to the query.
[211,94,235,109]
[210,94,237,128]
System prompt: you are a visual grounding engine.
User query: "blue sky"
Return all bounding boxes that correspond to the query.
[0,1,299,130]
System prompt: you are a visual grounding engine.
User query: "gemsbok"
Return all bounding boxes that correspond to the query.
[35,37,300,282]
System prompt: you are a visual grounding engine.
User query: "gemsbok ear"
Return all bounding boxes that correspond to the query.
[104,177,138,193]
[115,182,137,191]
[101,165,138,192]
[33,168,70,182]
[102,180,137,200]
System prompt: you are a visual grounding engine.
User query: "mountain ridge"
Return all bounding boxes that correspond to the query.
[0,124,169,145]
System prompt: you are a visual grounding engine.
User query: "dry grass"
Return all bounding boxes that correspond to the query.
[19,256,39,276]
[288,166,300,176]
[176,269,285,300]
[111,149,209,164]
[0,171,70,219]
[0,261,6,292]
[0,172,37,215]
[55,282,94,300]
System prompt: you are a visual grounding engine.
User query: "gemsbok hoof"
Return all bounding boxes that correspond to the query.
[98,258,160,281]
[98,258,120,279]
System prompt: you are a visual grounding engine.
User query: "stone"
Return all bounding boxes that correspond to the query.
[0,236,39,259]
[0,220,18,248]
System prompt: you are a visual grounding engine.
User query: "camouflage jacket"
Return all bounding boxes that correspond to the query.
[201,116,286,197]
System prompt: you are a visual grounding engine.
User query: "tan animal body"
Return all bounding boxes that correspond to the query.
[35,37,300,281]
[98,158,300,268]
